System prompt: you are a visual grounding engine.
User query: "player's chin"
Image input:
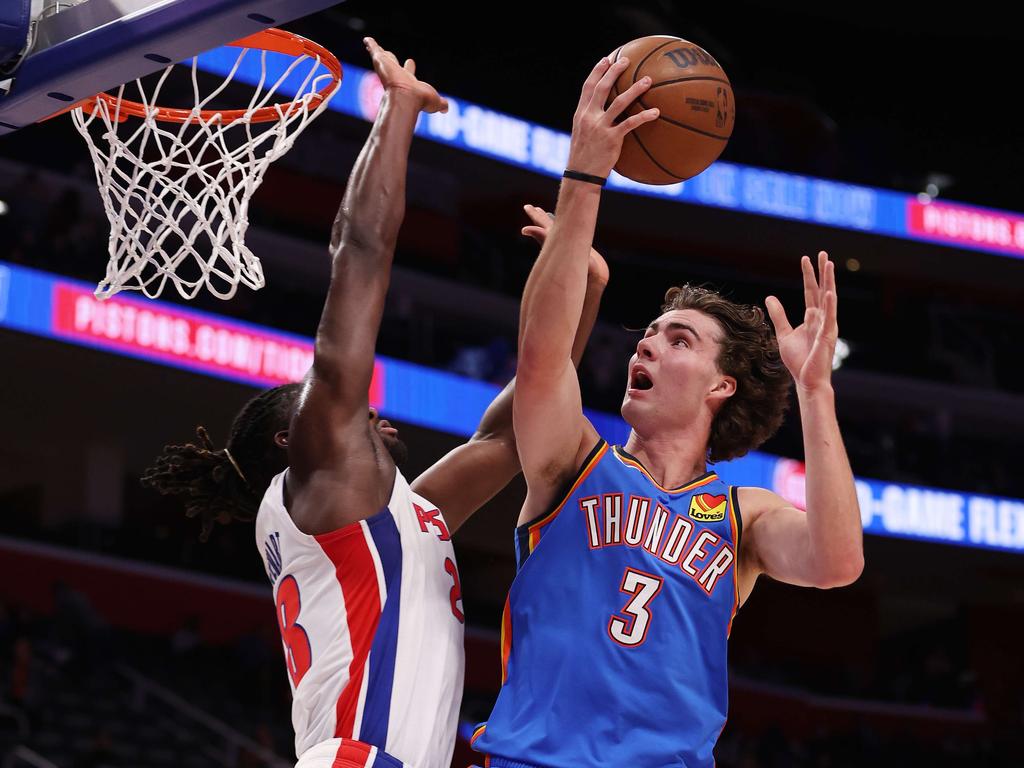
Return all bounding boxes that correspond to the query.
[621,392,651,422]
[620,396,634,421]
[384,436,409,468]
[621,390,643,411]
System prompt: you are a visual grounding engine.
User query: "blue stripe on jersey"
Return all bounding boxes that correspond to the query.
[369,744,406,768]
[358,509,403,747]
[475,440,741,768]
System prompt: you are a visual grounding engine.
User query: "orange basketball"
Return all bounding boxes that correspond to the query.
[610,36,734,184]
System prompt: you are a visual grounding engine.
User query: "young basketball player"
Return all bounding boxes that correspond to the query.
[471,55,864,768]
[142,41,608,768]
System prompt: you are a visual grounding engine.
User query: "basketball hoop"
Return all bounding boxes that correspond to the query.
[71,28,342,300]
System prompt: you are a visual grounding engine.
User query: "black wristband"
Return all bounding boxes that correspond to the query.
[563,169,607,187]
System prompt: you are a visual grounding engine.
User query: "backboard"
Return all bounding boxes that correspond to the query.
[0,0,341,135]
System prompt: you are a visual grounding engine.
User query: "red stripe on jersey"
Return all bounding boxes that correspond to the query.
[331,737,373,767]
[316,522,384,740]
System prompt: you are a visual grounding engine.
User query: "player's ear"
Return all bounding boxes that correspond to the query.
[274,429,289,449]
[709,375,736,403]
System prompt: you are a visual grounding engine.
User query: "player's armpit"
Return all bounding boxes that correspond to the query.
[283,376,396,535]
[286,373,363,476]
[514,357,599,525]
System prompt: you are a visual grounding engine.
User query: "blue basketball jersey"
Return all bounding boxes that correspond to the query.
[472,439,742,768]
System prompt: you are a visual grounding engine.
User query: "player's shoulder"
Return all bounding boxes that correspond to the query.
[733,486,797,526]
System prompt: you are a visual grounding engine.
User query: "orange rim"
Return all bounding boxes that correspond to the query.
[77,28,342,124]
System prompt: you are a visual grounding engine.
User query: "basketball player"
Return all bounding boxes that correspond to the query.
[141,41,608,768]
[471,55,864,767]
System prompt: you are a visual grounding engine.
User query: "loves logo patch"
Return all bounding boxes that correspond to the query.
[688,493,728,523]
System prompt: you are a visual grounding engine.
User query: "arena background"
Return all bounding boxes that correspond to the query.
[1,3,1022,767]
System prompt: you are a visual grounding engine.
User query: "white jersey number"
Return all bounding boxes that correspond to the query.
[607,568,663,647]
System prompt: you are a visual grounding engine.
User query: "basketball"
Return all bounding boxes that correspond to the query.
[610,35,734,184]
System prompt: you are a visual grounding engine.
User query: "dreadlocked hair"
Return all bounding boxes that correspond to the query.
[141,383,302,542]
[661,285,791,463]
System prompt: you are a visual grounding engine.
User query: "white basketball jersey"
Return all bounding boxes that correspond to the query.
[255,468,465,767]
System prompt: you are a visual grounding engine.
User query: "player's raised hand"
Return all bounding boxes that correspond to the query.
[566,56,659,178]
[364,37,448,113]
[521,204,609,287]
[765,251,839,393]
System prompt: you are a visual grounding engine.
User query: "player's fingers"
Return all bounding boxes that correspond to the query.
[589,56,630,113]
[823,289,838,335]
[804,306,822,335]
[822,252,837,298]
[578,57,612,112]
[524,204,553,227]
[816,250,828,298]
[765,296,793,336]
[606,76,652,123]
[364,37,394,63]
[617,108,660,136]
[801,255,818,309]
[404,58,416,74]
[522,226,547,243]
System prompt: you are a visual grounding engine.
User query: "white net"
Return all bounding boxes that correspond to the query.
[71,40,338,300]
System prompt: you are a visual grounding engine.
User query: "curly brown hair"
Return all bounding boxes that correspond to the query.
[661,285,790,462]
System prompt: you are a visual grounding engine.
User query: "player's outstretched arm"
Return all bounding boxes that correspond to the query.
[412,206,609,533]
[287,39,447,530]
[739,252,864,594]
[514,56,658,520]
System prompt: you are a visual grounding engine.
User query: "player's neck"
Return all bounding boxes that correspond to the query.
[622,427,710,489]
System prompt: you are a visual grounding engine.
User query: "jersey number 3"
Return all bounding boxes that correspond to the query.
[608,568,663,647]
[276,575,312,686]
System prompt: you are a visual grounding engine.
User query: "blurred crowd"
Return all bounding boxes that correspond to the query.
[4,594,1021,768]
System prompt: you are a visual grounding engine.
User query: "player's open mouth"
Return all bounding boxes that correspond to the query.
[629,366,654,392]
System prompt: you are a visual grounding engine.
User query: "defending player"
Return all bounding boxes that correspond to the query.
[142,41,607,768]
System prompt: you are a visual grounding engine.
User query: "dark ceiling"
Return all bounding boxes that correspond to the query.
[284,1,1023,212]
